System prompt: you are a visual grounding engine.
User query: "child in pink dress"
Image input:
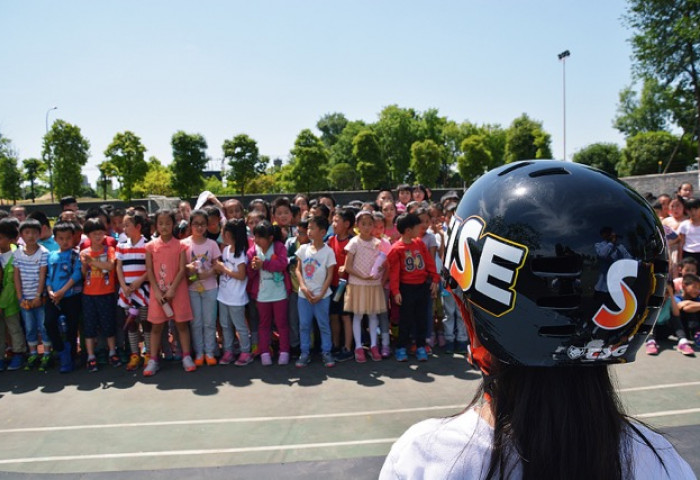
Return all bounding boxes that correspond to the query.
[143,209,196,376]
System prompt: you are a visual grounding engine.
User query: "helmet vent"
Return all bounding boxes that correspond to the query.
[531,256,582,276]
[498,161,533,176]
[529,167,570,178]
[538,325,577,337]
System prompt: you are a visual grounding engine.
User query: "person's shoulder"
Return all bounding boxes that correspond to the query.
[627,423,696,479]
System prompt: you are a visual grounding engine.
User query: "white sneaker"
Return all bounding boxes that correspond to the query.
[182,355,197,372]
[143,359,159,376]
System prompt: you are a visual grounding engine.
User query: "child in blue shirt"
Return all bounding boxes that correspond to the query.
[45,222,83,373]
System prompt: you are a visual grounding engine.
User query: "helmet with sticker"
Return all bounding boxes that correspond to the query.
[443,160,667,369]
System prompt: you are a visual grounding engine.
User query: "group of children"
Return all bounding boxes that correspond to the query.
[650,183,700,356]
[0,185,470,376]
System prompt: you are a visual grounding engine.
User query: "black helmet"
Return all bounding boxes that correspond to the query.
[443,160,667,369]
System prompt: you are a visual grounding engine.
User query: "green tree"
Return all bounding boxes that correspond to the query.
[133,157,175,197]
[170,131,208,198]
[375,105,420,183]
[410,139,442,187]
[42,119,90,199]
[328,162,358,190]
[329,120,366,168]
[222,134,267,197]
[613,78,673,137]
[0,135,22,204]
[97,160,118,200]
[289,129,329,194]
[104,131,148,201]
[504,114,553,163]
[317,112,349,148]
[458,135,493,184]
[22,158,44,203]
[624,0,700,159]
[572,143,622,176]
[353,130,387,190]
[617,131,693,176]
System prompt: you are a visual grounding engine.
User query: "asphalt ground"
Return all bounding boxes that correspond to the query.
[1,338,699,479]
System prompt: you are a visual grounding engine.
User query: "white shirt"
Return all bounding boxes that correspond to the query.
[295,243,336,298]
[379,408,695,480]
[678,219,700,253]
[216,246,248,307]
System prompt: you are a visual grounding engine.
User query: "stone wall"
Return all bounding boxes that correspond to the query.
[621,171,700,198]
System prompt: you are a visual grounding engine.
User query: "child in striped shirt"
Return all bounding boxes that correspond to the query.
[116,212,151,371]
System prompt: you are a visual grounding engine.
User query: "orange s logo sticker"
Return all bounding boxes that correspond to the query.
[593,259,638,330]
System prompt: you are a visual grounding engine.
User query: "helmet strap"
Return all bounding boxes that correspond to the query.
[451,290,494,376]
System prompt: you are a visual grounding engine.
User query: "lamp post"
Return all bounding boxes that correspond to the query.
[557,50,570,161]
[45,106,57,202]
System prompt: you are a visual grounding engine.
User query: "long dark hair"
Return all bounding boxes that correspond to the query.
[223,218,248,257]
[472,363,664,480]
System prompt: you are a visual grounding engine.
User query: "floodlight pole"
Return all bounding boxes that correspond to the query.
[45,106,58,202]
[557,50,570,160]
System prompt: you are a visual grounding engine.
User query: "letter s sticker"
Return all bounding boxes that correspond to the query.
[592,259,638,330]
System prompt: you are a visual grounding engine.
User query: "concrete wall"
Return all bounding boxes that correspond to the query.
[621,170,700,198]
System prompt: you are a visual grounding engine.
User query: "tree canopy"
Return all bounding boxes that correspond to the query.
[42,119,90,199]
[170,131,208,198]
[104,131,148,201]
[222,133,267,197]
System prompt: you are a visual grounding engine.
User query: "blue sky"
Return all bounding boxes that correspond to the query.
[1,1,634,186]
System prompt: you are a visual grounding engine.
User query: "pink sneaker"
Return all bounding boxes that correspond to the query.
[370,346,382,362]
[219,351,235,365]
[260,352,272,366]
[645,340,658,356]
[381,345,391,358]
[678,341,695,356]
[235,352,253,366]
[355,348,366,363]
[278,352,290,365]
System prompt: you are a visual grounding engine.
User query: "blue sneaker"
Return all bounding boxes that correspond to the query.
[59,348,73,373]
[395,348,408,362]
[416,347,428,362]
[7,354,23,371]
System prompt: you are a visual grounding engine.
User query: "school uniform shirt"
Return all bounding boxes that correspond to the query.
[13,245,49,300]
[81,246,116,295]
[47,249,83,298]
[116,236,149,308]
[379,408,695,480]
[217,246,249,307]
[678,219,700,253]
[387,239,439,297]
[39,235,59,252]
[296,243,336,298]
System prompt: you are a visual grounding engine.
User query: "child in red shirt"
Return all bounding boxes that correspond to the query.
[387,213,439,362]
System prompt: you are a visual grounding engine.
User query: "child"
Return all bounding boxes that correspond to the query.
[286,218,310,357]
[116,212,151,371]
[395,184,412,213]
[416,207,438,352]
[28,211,59,252]
[0,218,26,371]
[387,213,439,362]
[328,208,355,362]
[381,201,400,243]
[144,209,196,376]
[110,208,127,243]
[344,210,388,362]
[372,212,393,357]
[678,197,700,264]
[13,219,51,370]
[183,209,221,366]
[247,220,291,366]
[223,198,244,221]
[671,274,700,354]
[45,222,82,373]
[215,219,253,366]
[294,215,336,367]
[80,218,120,372]
[272,196,295,239]
[673,257,697,293]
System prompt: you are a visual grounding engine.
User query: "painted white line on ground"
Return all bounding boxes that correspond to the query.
[0,404,465,434]
[619,381,700,393]
[637,407,700,419]
[0,438,398,465]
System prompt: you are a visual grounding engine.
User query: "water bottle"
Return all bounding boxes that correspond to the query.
[333,278,347,302]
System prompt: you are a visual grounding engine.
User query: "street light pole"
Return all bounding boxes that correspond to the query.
[45,106,57,202]
[557,50,570,161]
